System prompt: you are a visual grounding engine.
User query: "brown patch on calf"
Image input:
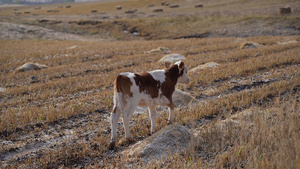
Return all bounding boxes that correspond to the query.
[161,64,183,108]
[134,73,160,99]
[178,62,184,69]
[115,75,133,97]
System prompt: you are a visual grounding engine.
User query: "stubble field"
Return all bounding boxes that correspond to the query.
[0,0,299,168]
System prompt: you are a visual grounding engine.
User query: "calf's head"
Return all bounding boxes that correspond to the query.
[165,61,191,84]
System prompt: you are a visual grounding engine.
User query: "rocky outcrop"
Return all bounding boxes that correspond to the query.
[124,124,191,162]
[191,62,219,72]
[240,42,262,49]
[15,62,48,72]
[158,54,186,64]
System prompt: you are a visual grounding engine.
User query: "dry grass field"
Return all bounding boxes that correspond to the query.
[0,0,300,168]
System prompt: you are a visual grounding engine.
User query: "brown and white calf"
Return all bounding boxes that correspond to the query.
[109,61,190,150]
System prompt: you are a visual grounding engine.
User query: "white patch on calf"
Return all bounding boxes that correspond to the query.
[120,72,135,78]
[174,61,182,67]
[148,70,166,83]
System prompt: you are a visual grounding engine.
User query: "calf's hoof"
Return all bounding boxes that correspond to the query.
[125,137,134,143]
[118,137,134,146]
[108,141,115,150]
[149,131,155,136]
[167,120,173,124]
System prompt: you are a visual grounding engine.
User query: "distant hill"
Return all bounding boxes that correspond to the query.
[0,0,74,4]
[0,0,123,4]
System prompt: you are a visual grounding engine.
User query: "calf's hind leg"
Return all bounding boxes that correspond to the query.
[122,103,138,141]
[109,106,121,150]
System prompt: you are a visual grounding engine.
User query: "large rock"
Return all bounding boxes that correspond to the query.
[169,4,179,8]
[240,42,262,49]
[279,6,291,15]
[191,62,219,72]
[277,40,297,45]
[116,6,122,10]
[0,87,5,92]
[153,9,163,12]
[15,62,48,72]
[134,89,196,114]
[124,124,191,162]
[194,4,203,8]
[158,54,185,64]
[146,47,170,54]
[172,89,196,107]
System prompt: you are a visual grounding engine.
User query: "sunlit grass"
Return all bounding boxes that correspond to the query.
[0,35,299,168]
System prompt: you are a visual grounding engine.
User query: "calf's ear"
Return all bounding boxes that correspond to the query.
[179,61,184,69]
[165,62,172,68]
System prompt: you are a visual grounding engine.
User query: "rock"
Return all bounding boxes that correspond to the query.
[158,54,186,64]
[116,6,122,10]
[124,124,191,162]
[240,42,262,49]
[133,90,195,115]
[125,10,137,14]
[15,62,48,72]
[147,4,155,8]
[77,21,101,26]
[279,6,291,15]
[277,40,297,45]
[194,4,203,8]
[161,1,169,6]
[172,90,196,107]
[175,32,210,39]
[91,10,98,13]
[146,47,170,54]
[67,45,78,49]
[0,87,5,92]
[38,19,49,23]
[24,11,31,14]
[134,107,148,115]
[190,62,219,72]
[153,9,163,12]
[47,10,59,13]
[169,4,179,8]
[65,6,71,8]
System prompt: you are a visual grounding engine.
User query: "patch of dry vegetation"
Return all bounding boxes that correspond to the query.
[144,94,300,168]
[0,35,299,168]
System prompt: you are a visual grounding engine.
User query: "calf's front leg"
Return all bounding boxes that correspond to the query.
[167,102,175,124]
[148,106,157,134]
